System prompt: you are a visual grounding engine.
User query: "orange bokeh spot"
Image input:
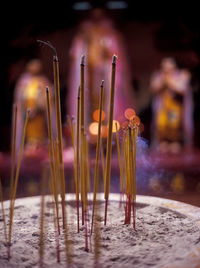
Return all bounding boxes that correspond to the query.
[93,109,106,122]
[124,108,136,120]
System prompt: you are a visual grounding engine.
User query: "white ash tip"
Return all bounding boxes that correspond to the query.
[112,55,117,64]
[81,55,85,65]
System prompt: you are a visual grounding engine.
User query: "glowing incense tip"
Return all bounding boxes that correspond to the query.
[101,80,104,87]
[112,55,117,64]
[81,55,85,65]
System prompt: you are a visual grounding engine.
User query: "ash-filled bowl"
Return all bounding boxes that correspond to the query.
[0,194,200,268]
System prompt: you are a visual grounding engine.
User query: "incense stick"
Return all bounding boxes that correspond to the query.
[76,87,80,233]
[104,55,117,225]
[37,40,66,230]
[115,122,124,197]
[54,54,66,230]
[10,104,17,200]
[80,55,86,226]
[91,80,104,234]
[100,139,106,185]
[46,87,60,235]
[8,109,29,259]
[49,174,60,263]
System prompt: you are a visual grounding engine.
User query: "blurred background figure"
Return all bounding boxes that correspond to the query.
[150,57,193,152]
[14,59,55,154]
[67,8,134,133]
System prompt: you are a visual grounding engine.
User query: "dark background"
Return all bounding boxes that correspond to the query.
[0,1,200,151]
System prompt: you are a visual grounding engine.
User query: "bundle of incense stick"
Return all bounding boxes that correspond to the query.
[0,43,141,266]
[122,116,140,228]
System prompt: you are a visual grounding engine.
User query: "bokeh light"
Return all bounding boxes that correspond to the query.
[124,108,135,120]
[93,109,106,122]
[89,122,99,135]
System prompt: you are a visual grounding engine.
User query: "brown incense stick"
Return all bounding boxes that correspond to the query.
[80,55,86,226]
[76,87,80,233]
[104,55,117,225]
[80,55,85,130]
[91,80,104,234]
[8,109,29,259]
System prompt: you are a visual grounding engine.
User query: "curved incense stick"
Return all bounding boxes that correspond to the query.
[37,40,57,57]
[37,40,66,229]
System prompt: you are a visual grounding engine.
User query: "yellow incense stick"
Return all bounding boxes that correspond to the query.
[54,55,66,229]
[91,80,104,233]
[81,132,87,211]
[115,122,124,195]
[85,136,90,194]
[100,139,106,185]
[91,80,104,234]
[131,127,137,200]
[46,87,60,235]
[80,56,86,225]
[104,55,117,225]
[9,109,29,255]
[74,87,81,232]
[129,127,134,198]
[10,104,17,200]
[123,131,129,196]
